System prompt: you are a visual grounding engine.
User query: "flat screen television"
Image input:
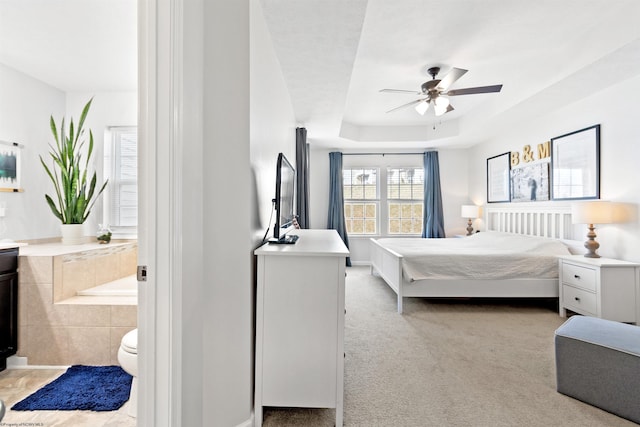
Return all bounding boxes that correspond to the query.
[273,153,296,242]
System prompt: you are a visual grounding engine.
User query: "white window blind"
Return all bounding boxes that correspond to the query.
[104,127,137,235]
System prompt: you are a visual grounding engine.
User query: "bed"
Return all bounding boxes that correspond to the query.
[369,206,582,313]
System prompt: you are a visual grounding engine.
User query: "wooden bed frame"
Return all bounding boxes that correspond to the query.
[369,206,577,313]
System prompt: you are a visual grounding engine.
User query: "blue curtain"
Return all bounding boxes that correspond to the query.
[327,152,351,266]
[422,151,446,238]
[295,127,310,228]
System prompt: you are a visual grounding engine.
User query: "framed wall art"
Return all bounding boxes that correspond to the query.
[510,162,550,202]
[551,125,600,200]
[487,152,511,203]
[0,141,22,192]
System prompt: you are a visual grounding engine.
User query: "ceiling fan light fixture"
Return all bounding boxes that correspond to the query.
[381,66,502,117]
[415,100,429,115]
[433,96,450,116]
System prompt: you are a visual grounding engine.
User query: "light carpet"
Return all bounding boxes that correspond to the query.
[262,265,637,427]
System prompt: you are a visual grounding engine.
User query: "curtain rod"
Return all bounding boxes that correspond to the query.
[342,152,426,156]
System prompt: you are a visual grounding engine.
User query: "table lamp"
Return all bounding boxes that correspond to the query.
[571,201,614,258]
[461,205,480,236]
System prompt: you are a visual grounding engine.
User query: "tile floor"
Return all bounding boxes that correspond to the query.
[0,368,136,427]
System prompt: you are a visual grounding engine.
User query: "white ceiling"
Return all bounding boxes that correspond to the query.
[261,0,640,149]
[1,1,639,149]
[0,0,137,92]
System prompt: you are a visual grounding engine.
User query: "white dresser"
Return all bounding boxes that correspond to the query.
[558,255,640,324]
[254,229,349,426]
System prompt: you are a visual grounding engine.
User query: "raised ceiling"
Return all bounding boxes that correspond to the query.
[1,1,639,149]
[261,0,640,148]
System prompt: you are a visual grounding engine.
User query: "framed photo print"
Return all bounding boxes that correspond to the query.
[551,125,600,200]
[510,162,550,202]
[487,152,511,203]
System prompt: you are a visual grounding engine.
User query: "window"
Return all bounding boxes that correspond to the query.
[387,168,424,235]
[104,127,137,236]
[342,162,424,237]
[343,168,378,235]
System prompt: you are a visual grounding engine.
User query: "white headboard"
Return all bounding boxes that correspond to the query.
[485,205,574,240]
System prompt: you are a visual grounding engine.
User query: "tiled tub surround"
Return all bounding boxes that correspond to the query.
[17,241,137,366]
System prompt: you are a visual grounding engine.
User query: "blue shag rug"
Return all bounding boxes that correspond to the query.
[12,365,132,411]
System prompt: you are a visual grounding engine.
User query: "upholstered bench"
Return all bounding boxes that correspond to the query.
[555,315,640,424]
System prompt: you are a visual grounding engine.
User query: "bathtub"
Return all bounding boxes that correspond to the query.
[77,274,138,296]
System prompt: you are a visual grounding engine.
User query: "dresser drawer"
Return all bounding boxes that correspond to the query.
[562,285,597,316]
[562,262,597,291]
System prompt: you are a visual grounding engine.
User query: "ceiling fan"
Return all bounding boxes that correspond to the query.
[380,67,503,117]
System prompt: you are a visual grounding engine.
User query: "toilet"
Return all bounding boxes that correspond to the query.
[118,328,138,417]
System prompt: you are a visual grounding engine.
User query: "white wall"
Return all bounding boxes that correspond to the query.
[248,0,297,418]
[1,1,291,425]
[199,0,296,425]
[250,0,297,240]
[202,0,251,424]
[309,146,471,263]
[0,67,136,242]
[0,63,65,241]
[469,74,640,262]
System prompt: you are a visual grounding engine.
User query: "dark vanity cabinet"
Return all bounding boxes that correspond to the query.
[0,248,18,371]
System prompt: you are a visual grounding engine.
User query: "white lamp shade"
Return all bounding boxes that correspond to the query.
[461,205,479,219]
[571,201,614,224]
[433,96,450,116]
[415,100,429,115]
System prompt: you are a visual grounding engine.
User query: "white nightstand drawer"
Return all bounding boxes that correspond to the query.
[562,285,597,315]
[562,263,596,291]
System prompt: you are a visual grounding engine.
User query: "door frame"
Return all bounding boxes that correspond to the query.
[138,0,185,424]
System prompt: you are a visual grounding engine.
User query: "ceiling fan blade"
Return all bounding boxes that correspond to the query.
[385,98,426,113]
[379,88,422,95]
[436,67,468,91]
[445,84,503,96]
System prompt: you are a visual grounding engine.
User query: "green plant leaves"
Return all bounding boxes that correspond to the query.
[41,98,108,224]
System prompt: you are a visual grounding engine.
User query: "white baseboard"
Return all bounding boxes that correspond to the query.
[6,355,27,368]
[350,261,371,266]
[236,413,254,427]
[7,355,69,370]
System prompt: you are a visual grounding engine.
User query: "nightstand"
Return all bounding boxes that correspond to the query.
[558,255,640,324]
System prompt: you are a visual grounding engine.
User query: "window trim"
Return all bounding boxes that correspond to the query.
[343,167,379,235]
[342,162,424,237]
[103,126,138,238]
[386,167,424,235]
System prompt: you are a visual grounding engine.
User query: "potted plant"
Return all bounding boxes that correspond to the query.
[96,224,112,244]
[40,98,108,244]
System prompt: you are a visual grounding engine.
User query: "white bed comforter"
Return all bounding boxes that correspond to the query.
[376,232,571,281]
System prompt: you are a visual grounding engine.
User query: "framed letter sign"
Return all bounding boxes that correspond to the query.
[551,125,600,200]
[487,152,511,203]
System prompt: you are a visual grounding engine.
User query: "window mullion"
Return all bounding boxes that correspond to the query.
[380,167,388,236]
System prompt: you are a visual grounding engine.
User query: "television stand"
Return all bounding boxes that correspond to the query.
[268,234,299,244]
[255,229,350,426]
